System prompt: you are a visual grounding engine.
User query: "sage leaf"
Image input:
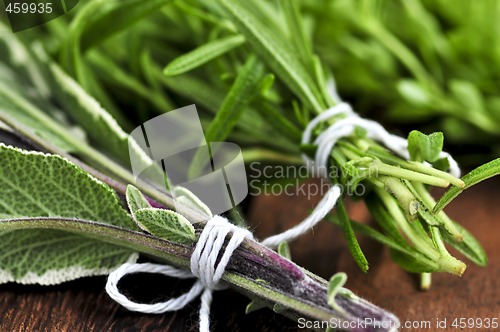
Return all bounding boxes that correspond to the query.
[126,185,152,227]
[0,144,137,284]
[245,300,266,314]
[0,23,50,98]
[277,241,291,260]
[272,303,286,313]
[164,34,246,76]
[134,208,196,244]
[327,272,347,308]
[0,81,81,153]
[0,31,153,175]
[434,158,500,212]
[59,0,173,115]
[173,186,213,219]
[0,28,83,153]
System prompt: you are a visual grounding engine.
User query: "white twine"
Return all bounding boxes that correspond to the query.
[302,102,461,178]
[107,99,461,331]
[260,185,341,248]
[106,190,340,332]
[107,215,253,332]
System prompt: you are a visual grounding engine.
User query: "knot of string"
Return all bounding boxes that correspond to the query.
[107,101,461,331]
[107,215,253,332]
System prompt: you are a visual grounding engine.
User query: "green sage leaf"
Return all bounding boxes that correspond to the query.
[277,241,291,260]
[0,144,137,284]
[48,61,150,165]
[134,208,196,244]
[245,299,266,314]
[173,186,212,219]
[0,28,83,153]
[0,80,81,154]
[327,272,347,308]
[126,185,152,226]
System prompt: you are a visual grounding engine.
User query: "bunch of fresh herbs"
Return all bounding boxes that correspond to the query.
[1,0,500,330]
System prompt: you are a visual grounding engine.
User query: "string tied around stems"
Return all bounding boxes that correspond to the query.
[106,187,341,332]
[107,98,461,331]
[301,102,460,178]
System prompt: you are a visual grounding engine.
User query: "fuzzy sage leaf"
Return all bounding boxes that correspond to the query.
[126,184,151,226]
[134,208,196,245]
[327,272,348,310]
[172,186,212,219]
[0,144,137,284]
[277,241,291,260]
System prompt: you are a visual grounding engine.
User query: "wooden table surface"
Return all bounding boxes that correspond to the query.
[0,178,498,332]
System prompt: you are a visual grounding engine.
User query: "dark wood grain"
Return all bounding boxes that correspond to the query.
[0,178,498,331]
